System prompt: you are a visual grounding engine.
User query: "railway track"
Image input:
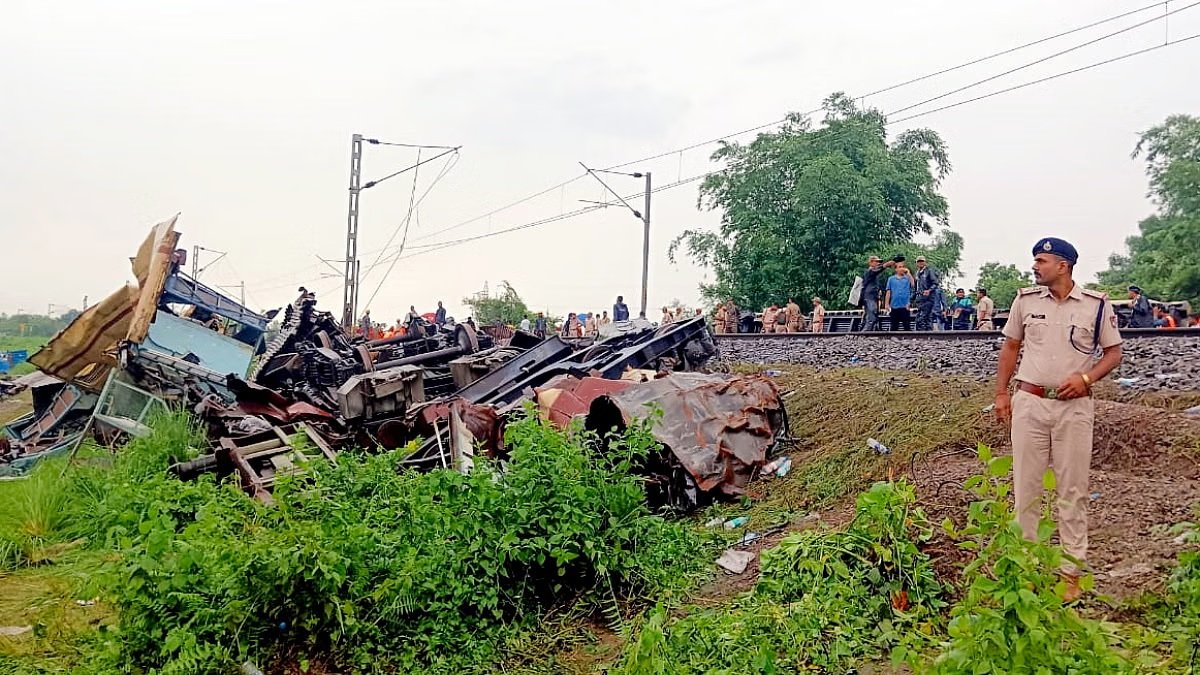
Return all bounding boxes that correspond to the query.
[716,328,1200,341]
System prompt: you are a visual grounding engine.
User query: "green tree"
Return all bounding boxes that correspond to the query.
[976,262,1032,309]
[1095,114,1200,306]
[462,281,535,326]
[671,93,955,311]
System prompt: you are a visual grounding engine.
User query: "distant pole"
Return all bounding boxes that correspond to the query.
[191,245,199,280]
[239,282,246,307]
[640,172,652,319]
[83,295,88,310]
[342,133,364,329]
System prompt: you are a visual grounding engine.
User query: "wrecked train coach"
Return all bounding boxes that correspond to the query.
[4,216,787,511]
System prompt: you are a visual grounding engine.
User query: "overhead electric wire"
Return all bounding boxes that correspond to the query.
[362,146,460,190]
[363,149,460,276]
[364,138,459,150]
[361,149,440,310]
[399,31,1199,259]
[889,32,1200,124]
[860,0,1170,98]
[245,2,1193,300]
[398,2,1189,248]
[887,0,1200,117]
[407,173,590,244]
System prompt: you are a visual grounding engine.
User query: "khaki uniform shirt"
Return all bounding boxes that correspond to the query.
[977,296,994,322]
[1002,284,1121,387]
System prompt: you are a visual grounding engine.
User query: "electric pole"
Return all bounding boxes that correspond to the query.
[338,135,460,330]
[342,134,363,329]
[640,172,651,319]
[581,164,652,319]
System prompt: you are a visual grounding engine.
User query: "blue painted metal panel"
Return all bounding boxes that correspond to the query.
[145,310,254,377]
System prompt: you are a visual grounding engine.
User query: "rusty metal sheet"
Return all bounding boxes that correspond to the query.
[587,372,785,496]
[535,376,632,428]
[127,214,181,344]
[29,284,140,384]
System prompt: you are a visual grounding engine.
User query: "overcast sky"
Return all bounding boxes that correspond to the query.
[2,0,1198,323]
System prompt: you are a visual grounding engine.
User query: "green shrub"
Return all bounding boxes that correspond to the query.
[928,446,1129,674]
[81,408,703,673]
[615,480,943,673]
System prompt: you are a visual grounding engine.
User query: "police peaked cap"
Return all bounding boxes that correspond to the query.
[1033,237,1078,265]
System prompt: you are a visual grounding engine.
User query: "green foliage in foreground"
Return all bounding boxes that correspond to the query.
[616,481,943,673]
[615,448,1143,674]
[3,409,706,674]
[929,447,1128,673]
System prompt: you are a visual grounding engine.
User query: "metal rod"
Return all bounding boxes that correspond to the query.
[373,345,465,369]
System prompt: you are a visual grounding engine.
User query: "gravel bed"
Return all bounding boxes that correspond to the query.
[719,335,1200,392]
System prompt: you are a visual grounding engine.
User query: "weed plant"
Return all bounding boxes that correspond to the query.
[17,408,706,674]
[925,446,1129,673]
[616,480,943,673]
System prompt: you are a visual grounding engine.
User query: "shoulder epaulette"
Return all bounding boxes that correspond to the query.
[1017,286,1040,296]
[1080,288,1108,300]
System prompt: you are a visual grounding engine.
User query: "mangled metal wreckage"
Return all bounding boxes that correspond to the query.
[3,217,787,511]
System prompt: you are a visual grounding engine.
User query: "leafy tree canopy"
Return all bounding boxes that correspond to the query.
[462,281,536,326]
[671,93,956,311]
[1094,114,1200,306]
[975,262,1032,309]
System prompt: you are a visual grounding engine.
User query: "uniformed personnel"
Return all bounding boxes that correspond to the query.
[994,237,1123,602]
[976,287,995,331]
[785,298,802,333]
[722,299,739,334]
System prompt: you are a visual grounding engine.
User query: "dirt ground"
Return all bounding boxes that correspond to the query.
[0,389,33,426]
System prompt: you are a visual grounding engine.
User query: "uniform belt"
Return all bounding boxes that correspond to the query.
[1016,381,1081,400]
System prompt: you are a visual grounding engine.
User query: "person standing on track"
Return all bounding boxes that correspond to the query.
[860,255,895,331]
[762,303,779,334]
[723,299,740,334]
[976,288,995,330]
[811,297,825,333]
[994,237,1122,602]
[885,264,914,332]
[915,256,940,331]
[785,298,801,333]
[1127,286,1153,328]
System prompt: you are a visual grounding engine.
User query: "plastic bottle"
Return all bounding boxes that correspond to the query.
[724,516,749,529]
[775,456,792,477]
[867,438,890,455]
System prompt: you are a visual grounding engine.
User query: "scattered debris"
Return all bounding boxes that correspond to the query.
[867,438,891,455]
[0,626,33,637]
[4,218,768,512]
[715,549,755,574]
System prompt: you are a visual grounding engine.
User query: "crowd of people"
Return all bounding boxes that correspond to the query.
[1127,285,1195,328]
[351,276,1195,345]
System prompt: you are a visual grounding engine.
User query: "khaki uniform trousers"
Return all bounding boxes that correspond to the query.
[977,319,994,330]
[1011,389,1094,572]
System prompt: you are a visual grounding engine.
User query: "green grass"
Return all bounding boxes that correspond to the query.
[0,336,45,377]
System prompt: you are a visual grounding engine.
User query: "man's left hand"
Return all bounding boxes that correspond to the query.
[1056,373,1090,400]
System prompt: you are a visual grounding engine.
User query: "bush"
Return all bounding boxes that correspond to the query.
[78,408,703,673]
[928,446,1129,674]
[615,480,943,673]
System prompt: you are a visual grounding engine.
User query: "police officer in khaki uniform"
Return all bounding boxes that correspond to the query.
[976,288,995,331]
[994,238,1123,601]
[785,298,802,333]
